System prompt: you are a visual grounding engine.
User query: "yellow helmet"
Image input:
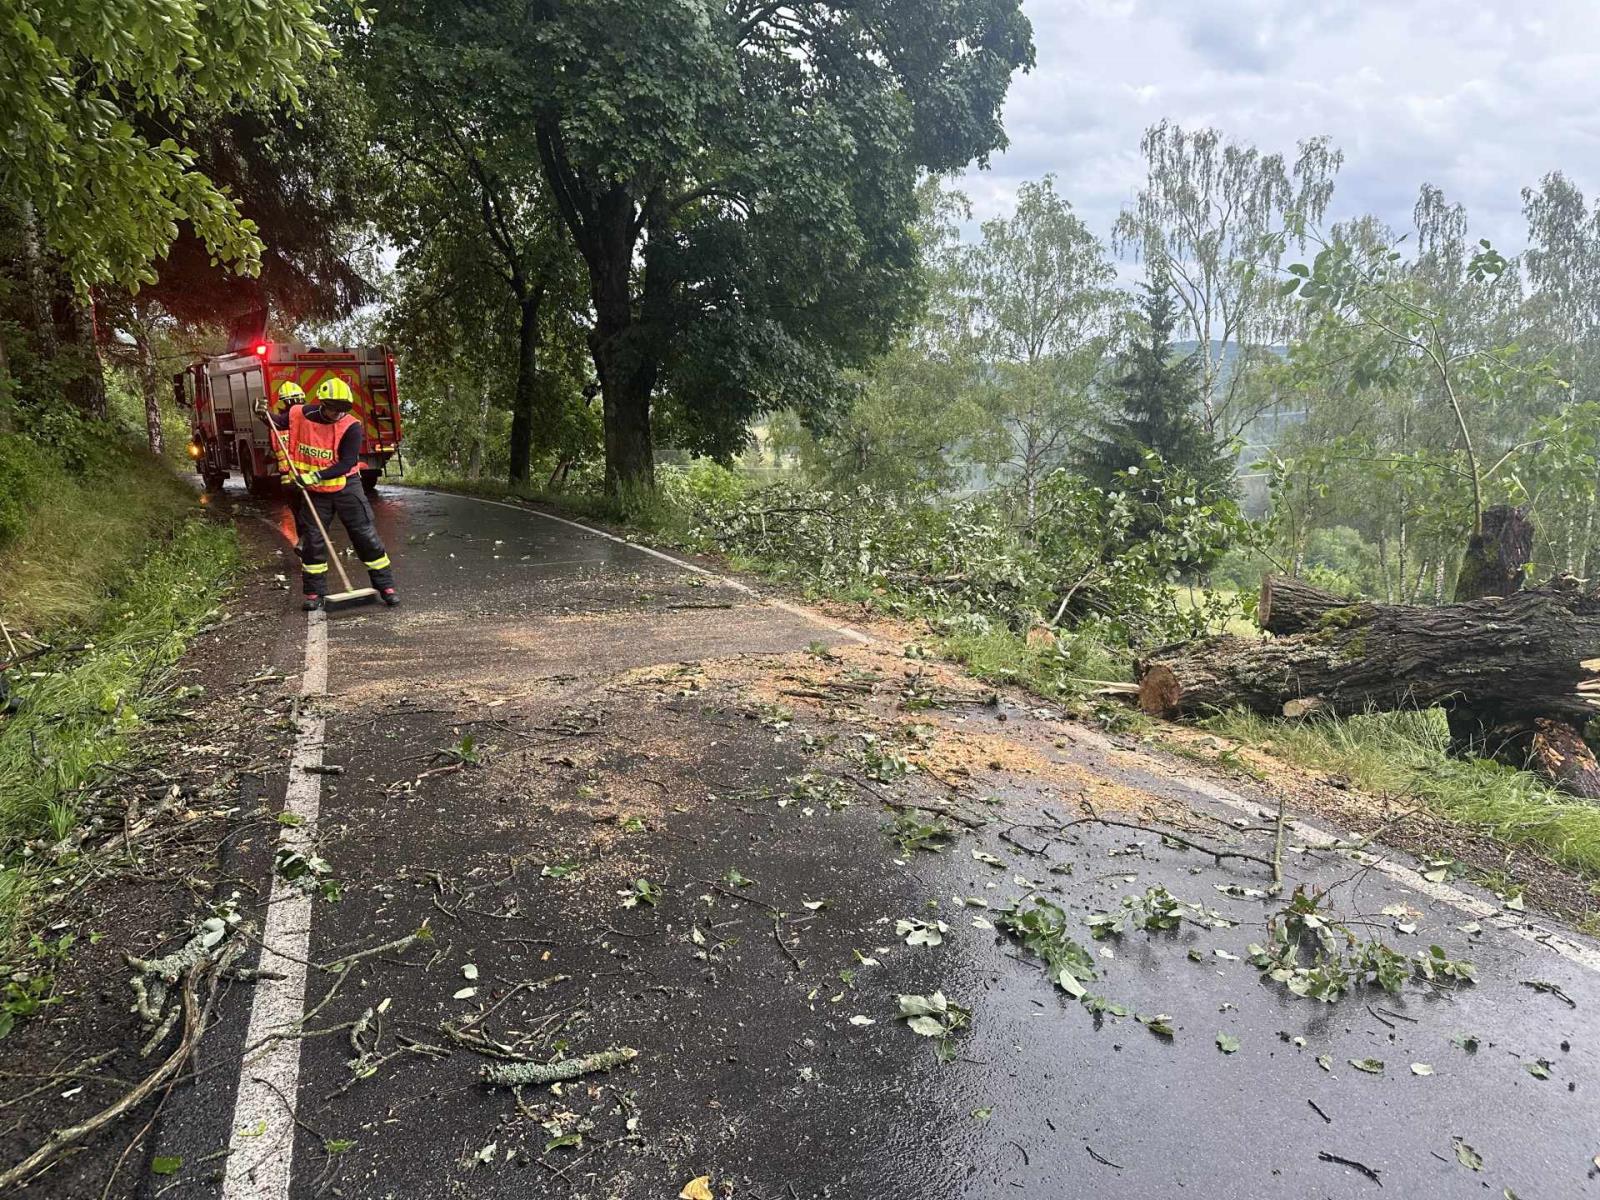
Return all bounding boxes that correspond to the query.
[277,381,305,403]
[315,376,355,410]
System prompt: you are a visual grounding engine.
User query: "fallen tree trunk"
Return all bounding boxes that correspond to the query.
[1138,577,1600,728]
[1516,719,1600,800]
[1257,575,1369,636]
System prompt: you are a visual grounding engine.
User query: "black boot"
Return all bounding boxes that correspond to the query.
[303,594,325,612]
[380,587,400,607]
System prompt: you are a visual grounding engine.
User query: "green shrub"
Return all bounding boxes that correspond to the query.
[0,434,46,548]
[0,519,239,945]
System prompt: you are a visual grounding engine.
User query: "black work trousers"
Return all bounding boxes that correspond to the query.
[299,486,395,595]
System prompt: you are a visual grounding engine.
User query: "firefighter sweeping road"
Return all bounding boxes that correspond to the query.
[147,483,1600,1200]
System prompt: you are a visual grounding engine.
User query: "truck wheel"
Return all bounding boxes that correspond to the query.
[360,469,381,494]
[202,468,226,493]
[239,453,267,497]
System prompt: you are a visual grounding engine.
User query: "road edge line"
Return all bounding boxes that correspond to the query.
[439,490,872,645]
[1176,773,1600,975]
[220,609,327,1199]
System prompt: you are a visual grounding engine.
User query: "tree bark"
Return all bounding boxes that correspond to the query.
[17,200,56,361]
[507,288,543,487]
[1519,719,1600,801]
[536,129,660,496]
[1138,577,1600,728]
[54,286,106,419]
[133,323,164,456]
[589,237,655,495]
[1257,575,1365,636]
[1454,503,1533,601]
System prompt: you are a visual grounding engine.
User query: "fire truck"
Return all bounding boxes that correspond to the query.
[176,340,403,494]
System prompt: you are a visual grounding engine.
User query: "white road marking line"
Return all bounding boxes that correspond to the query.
[222,609,327,1199]
[442,490,873,645]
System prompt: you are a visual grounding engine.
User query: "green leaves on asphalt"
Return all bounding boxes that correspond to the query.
[1216,1032,1241,1054]
[1452,1137,1483,1171]
[897,991,972,1062]
[620,879,662,908]
[995,897,1097,996]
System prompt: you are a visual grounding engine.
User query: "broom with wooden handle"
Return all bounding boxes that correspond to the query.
[265,416,378,607]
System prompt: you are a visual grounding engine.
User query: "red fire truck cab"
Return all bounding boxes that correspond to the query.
[176,341,403,495]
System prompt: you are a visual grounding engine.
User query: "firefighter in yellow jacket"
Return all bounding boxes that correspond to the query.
[262,378,398,611]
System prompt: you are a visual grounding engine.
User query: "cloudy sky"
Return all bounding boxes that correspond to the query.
[961,0,1600,254]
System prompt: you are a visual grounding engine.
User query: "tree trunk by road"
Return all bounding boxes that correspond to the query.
[507,287,544,487]
[133,321,164,456]
[1518,719,1600,800]
[1138,578,1600,728]
[1253,574,1600,799]
[536,129,658,496]
[588,237,656,495]
[49,282,107,419]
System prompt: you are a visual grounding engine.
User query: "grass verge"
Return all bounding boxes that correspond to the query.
[0,436,202,633]
[1,472,240,947]
[1205,707,1600,881]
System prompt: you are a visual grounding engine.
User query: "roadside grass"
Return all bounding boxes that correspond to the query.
[1,442,240,948]
[0,436,200,633]
[1205,707,1600,881]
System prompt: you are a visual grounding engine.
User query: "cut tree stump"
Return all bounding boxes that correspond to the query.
[1137,576,1600,727]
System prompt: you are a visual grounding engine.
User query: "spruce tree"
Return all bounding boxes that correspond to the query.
[1082,278,1233,497]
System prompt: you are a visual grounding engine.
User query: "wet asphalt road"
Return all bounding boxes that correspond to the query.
[152,484,1600,1200]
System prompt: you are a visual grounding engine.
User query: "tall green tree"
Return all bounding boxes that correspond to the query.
[370,0,1033,494]
[1083,278,1232,499]
[0,0,337,429]
[1113,122,1342,442]
[780,178,986,492]
[1,0,332,293]
[356,19,588,485]
[963,175,1122,517]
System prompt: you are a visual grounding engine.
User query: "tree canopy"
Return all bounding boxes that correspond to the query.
[365,0,1034,491]
[1,0,333,291]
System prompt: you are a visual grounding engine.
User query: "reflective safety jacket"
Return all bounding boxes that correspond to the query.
[286,405,361,492]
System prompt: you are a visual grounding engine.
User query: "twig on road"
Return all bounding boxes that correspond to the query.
[697,878,804,972]
[1085,1144,1123,1170]
[0,963,208,1190]
[1318,1150,1381,1186]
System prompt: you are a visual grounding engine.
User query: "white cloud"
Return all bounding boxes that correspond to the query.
[963,0,1600,254]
